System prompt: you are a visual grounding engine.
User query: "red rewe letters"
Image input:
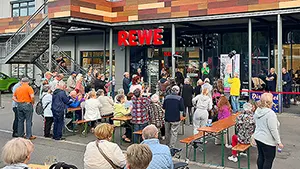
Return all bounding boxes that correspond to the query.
[118,29,164,46]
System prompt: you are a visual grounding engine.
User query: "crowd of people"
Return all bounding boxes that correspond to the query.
[2,64,286,169]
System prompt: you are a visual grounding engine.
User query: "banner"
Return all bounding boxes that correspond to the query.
[220,54,240,92]
[250,92,279,113]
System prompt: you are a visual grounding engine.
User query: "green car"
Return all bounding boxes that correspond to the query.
[0,72,19,92]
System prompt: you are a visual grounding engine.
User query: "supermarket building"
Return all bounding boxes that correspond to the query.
[0,0,300,91]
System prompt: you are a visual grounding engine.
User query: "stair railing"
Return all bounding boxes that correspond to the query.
[5,0,49,56]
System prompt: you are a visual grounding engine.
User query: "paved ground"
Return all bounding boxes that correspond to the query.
[0,93,299,169]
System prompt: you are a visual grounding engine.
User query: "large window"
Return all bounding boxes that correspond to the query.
[11,0,35,17]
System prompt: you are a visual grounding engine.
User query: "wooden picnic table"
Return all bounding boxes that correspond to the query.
[197,113,240,166]
[111,116,132,121]
[28,164,50,169]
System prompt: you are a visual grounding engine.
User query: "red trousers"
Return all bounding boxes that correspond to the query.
[232,135,238,156]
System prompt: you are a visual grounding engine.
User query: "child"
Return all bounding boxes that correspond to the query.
[41,85,53,138]
[114,94,133,142]
[215,96,232,146]
[148,94,165,140]
[84,90,102,132]
[228,102,256,162]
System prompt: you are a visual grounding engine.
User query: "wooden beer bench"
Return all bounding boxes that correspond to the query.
[179,132,205,161]
[232,143,251,169]
[198,113,240,166]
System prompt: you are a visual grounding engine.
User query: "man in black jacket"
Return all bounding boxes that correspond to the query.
[52,81,70,140]
[163,85,184,148]
[282,67,292,108]
[123,72,130,95]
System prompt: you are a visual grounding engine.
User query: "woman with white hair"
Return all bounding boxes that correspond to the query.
[1,138,34,169]
[181,78,194,125]
[148,94,165,139]
[194,79,203,96]
[253,93,283,169]
[201,62,210,80]
[75,73,85,95]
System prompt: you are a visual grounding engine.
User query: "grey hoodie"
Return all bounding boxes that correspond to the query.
[192,94,212,110]
[2,163,30,169]
[253,107,281,146]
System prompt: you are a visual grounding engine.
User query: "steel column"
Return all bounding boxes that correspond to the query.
[248,19,252,90]
[103,30,106,71]
[48,21,52,71]
[277,14,283,113]
[172,24,176,78]
[267,27,271,70]
[109,28,113,81]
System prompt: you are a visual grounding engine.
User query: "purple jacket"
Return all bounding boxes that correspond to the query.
[218,105,231,120]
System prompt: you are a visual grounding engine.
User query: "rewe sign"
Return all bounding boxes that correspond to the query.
[118,29,164,46]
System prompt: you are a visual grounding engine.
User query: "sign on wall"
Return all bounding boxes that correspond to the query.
[250,92,279,113]
[220,54,240,92]
[118,29,164,46]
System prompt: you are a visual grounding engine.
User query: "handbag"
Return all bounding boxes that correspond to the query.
[95,141,123,169]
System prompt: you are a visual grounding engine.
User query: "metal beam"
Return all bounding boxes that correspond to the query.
[177,22,203,30]
[172,24,176,78]
[248,18,252,90]
[109,28,113,82]
[277,14,283,113]
[49,21,52,71]
[253,17,270,24]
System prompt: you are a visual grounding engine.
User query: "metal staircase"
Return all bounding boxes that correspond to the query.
[3,0,70,65]
[34,45,88,75]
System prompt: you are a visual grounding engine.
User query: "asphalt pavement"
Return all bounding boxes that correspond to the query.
[0,93,299,169]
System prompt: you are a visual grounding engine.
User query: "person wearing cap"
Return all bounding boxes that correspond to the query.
[163,85,184,148]
[67,71,77,93]
[12,77,36,140]
[123,72,130,95]
[228,102,256,162]
[228,72,241,113]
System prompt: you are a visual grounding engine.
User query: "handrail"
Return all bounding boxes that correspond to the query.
[60,50,87,74]
[6,0,49,43]
[5,0,49,55]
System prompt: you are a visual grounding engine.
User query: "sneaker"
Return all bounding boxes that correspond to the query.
[228,156,238,162]
[161,136,165,140]
[226,144,232,149]
[240,152,247,157]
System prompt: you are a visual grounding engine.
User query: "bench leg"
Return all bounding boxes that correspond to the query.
[119,127,123,145]
[221,130,225,166]
[247,148,250,169]
[84,122,88,137]
[185,144,188,160]
[203,131,206,164]
[193,143,197,161]
[237,152,241,169]
[182,121,185,135]
[72,112,76,135]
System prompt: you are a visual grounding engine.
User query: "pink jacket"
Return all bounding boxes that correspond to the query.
[218,105,231,120]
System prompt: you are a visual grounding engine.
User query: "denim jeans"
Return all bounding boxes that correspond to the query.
[53,111,64,140]
[12,107,19,136]
[231,96,239,113]
[17,103,33,138]
[133,123,148,143]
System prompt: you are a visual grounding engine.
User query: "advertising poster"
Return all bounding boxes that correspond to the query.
[220,54,240,92]
[250,92,279,113]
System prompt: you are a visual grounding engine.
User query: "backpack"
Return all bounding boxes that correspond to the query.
[35,94,50,116]
[49,162,78,169]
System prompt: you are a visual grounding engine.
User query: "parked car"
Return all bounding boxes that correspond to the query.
[0,72,19,92]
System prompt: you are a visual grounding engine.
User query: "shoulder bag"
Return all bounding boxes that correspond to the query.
[95,141,123,169]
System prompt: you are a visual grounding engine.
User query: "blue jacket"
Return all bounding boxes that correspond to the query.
[51,89,70,113]
[141,139,173,169]
[163,94,184,122]
[68,96,81,108]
